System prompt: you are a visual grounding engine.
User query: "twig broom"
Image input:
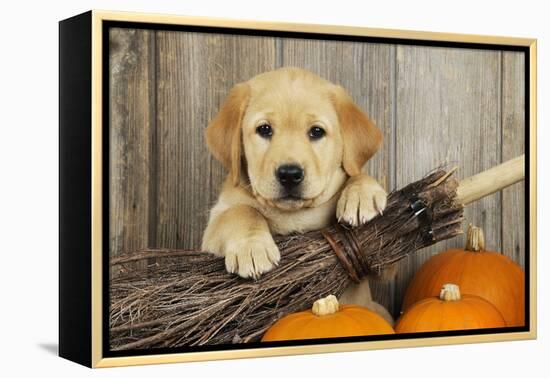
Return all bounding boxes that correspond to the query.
[109,155,525,350]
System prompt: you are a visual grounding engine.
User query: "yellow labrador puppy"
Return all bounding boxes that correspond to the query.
[202,67,391,322]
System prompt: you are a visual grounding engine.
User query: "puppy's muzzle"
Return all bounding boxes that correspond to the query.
[276,164,304,191]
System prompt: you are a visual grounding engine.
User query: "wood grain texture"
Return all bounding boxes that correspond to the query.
[281,38,396,313]
[155,31,278,249]
[393,46,502,315]
[502,51,526,267]
[109,28,156,275]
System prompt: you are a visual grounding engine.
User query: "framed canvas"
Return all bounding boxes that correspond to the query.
[59,10,537,368]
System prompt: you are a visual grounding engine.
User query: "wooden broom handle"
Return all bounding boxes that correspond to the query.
[457,155,525,205]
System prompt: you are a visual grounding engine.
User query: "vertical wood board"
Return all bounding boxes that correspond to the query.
[109,28,156,276]
[502,51,526,267]
[393,45,502,315]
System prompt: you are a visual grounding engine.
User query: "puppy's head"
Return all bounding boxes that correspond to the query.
[206,67,382,211]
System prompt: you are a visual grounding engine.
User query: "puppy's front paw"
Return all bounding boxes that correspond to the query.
[337,176,387,226]
[224,233,281,279]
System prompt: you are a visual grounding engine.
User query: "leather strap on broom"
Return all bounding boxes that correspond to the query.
[109,155,525,350]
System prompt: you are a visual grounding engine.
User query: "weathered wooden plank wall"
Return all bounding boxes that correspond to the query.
[393,46,503,314]
[109,28,525,317]
[109,29,155,274]
[502,52,526,267]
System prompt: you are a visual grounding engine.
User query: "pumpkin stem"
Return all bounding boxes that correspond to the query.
[312,295,339,316]
[439,284,461,301]
[465,224,485,252]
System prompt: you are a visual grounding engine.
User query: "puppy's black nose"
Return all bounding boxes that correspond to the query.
[276,164,304,188]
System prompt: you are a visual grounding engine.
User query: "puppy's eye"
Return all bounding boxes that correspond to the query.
[308,126,326,140]
[256,123,273,138]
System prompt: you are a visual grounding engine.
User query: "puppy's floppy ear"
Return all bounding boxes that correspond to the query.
[331,85,383,176]
[206,83,250,185]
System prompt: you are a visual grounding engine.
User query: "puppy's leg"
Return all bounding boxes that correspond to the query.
[339,279,394,326]
[202,204,280,279]
[337,174,396,278]
[337,173,387,226]
[340,261,397,325]
[338,176,392,325]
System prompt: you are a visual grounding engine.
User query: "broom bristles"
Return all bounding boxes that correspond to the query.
[109,168,463,350]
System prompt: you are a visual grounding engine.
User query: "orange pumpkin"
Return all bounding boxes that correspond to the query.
[402,224,524,326]
[396,284,506,333]
[262,295,394,341]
